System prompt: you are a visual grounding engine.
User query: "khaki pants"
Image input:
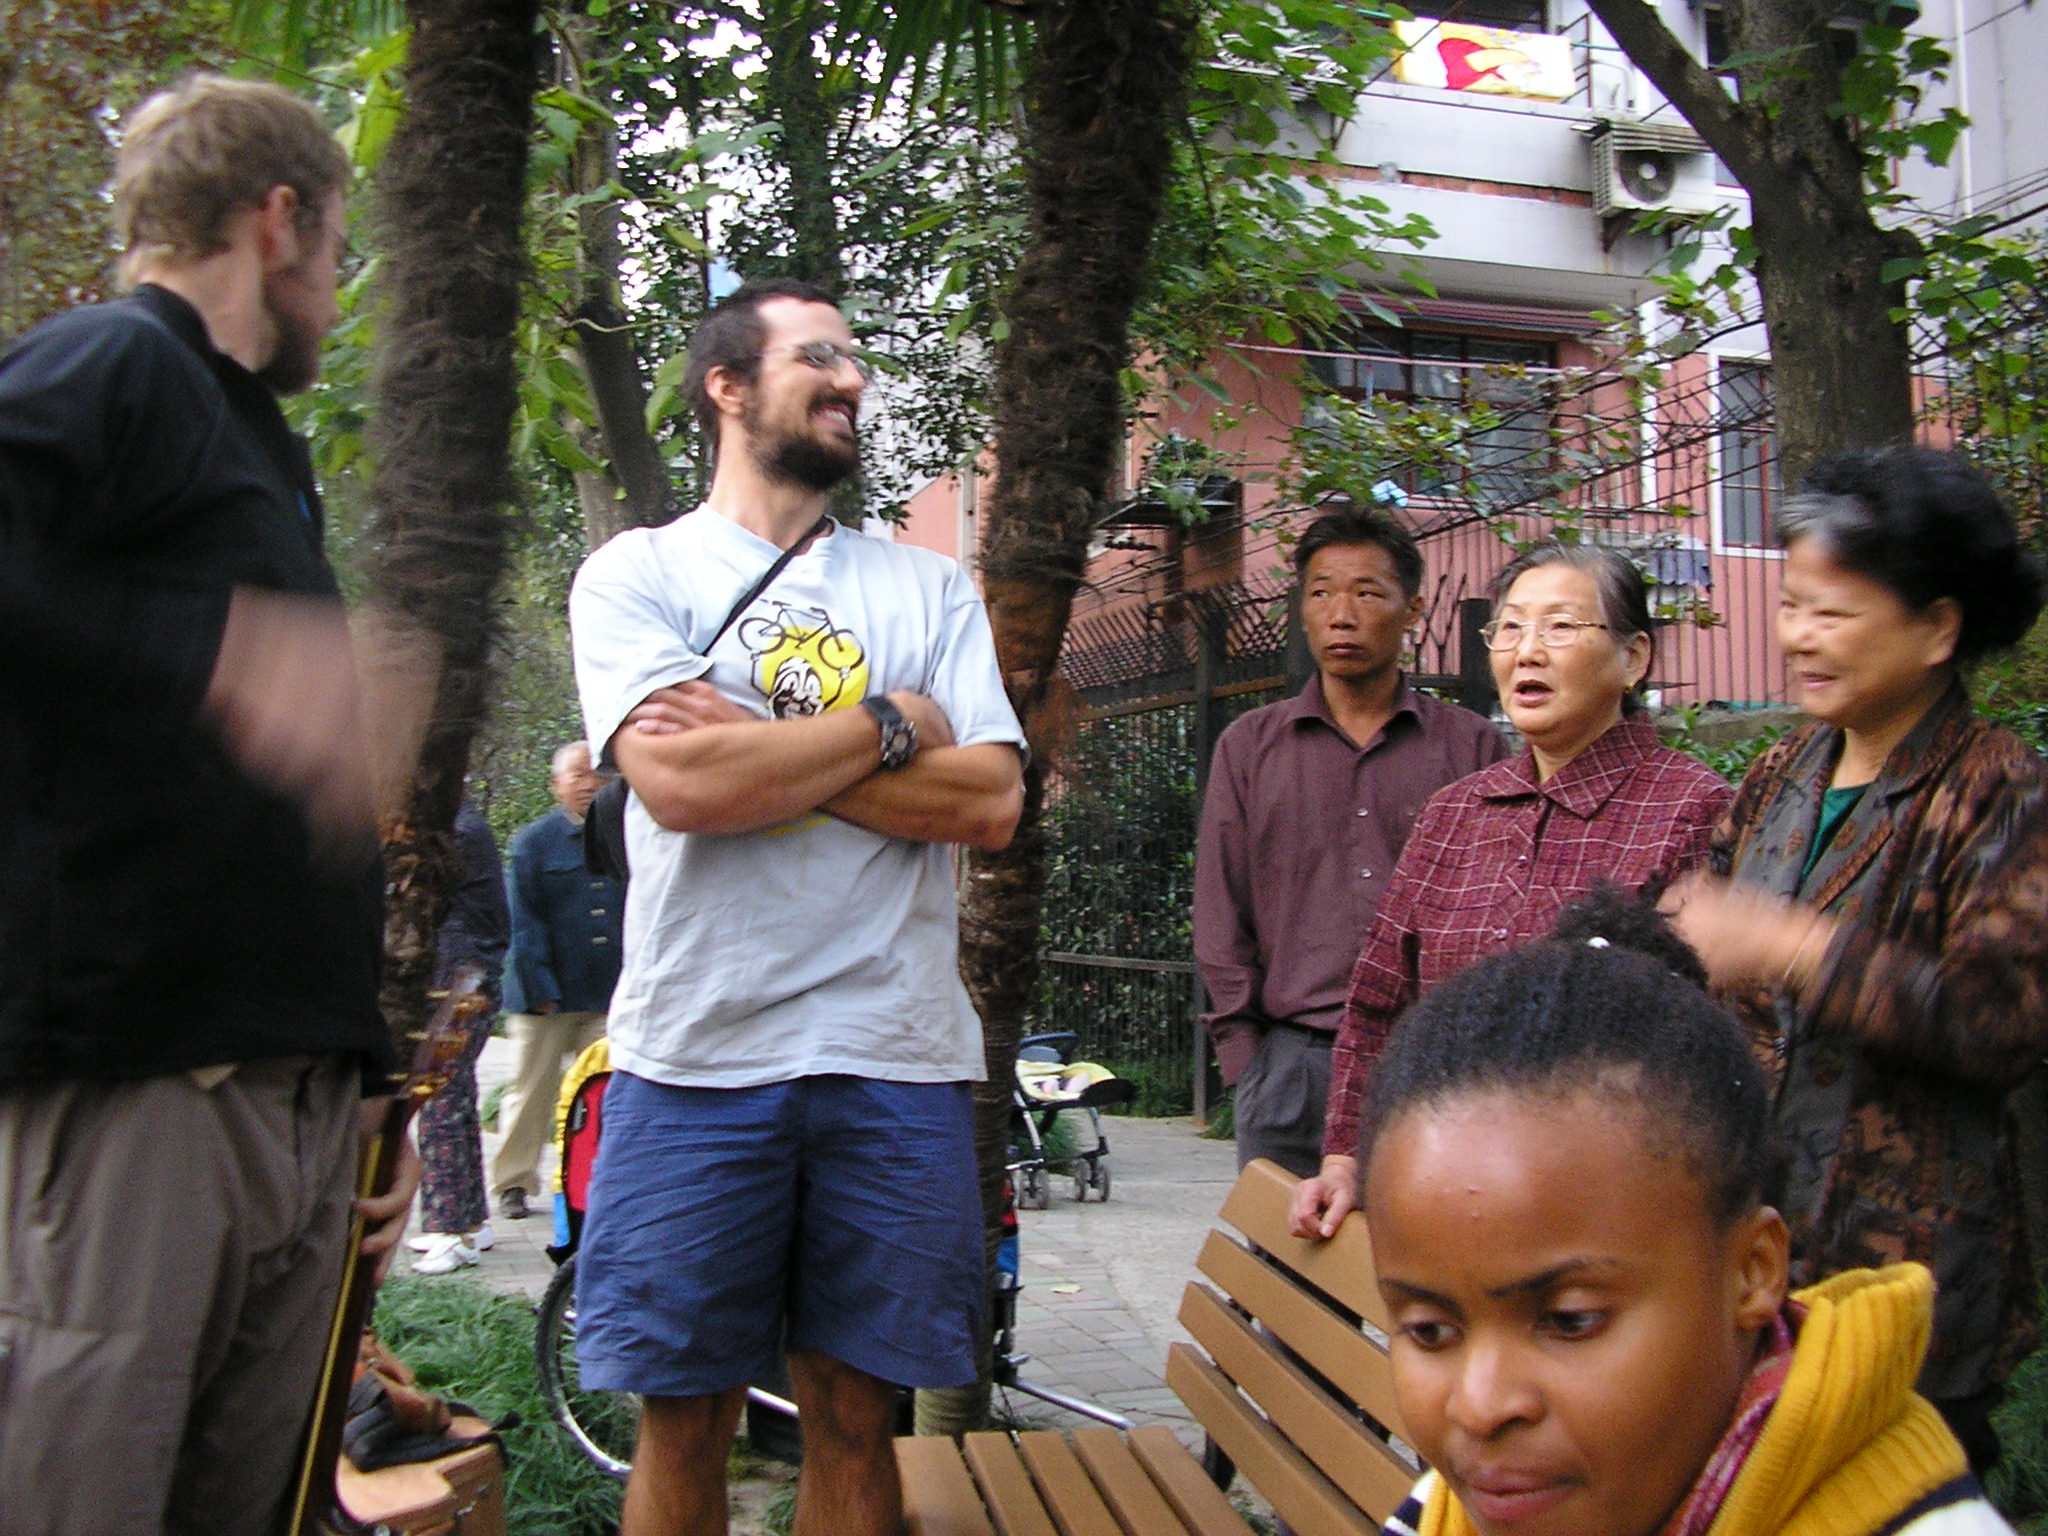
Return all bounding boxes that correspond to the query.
[488,1010,606,1199]
[0,1054,359,1536]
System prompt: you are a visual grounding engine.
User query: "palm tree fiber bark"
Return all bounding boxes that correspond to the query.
[924,0,1197,1436]
[366,0,540,1050]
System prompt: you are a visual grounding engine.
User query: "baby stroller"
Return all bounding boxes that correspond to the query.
[1009,1031,1136,1208]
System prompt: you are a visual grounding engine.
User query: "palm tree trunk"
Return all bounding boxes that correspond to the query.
[926,0,1197,1436]
[365,0,539,1041]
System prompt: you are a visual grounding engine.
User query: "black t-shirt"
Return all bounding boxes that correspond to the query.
[0,285,388,1084]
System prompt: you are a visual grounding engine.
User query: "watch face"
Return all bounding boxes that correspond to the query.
[881,718,916,769]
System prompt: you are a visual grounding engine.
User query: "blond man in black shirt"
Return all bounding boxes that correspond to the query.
[0,77,416,1535]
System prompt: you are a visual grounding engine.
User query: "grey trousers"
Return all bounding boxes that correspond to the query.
[0,1053,359,1536]
[1232,1024,1335,1180]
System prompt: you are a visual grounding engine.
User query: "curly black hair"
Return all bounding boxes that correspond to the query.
[1358,884,1781,1227]
[1777,445,2044,664]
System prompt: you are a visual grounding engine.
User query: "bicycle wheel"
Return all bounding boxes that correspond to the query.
[534,1252,640,1482]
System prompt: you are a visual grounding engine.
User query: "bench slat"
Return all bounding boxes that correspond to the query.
[1194,1231,1407,1436]
[1220,1160,1391,1330]
[1072,1427,1193,1535]
[898,1435,1000,1536]
[1180,1282,1415,1519]
[1125,1425,1254,1536]
[962,1433,1063,1536]
[1166,1344,1394,1536]
[1015,1432,1127,1536]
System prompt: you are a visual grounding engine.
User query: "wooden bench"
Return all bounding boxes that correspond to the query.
[898,1158,1419,1536]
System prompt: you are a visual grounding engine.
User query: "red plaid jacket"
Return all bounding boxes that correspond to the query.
[1322,716,1733,1157]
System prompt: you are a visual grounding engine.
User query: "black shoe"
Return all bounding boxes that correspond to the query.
[498,1186,530,1221]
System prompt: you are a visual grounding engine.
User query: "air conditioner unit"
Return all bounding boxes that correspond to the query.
[1589,120,1717,217]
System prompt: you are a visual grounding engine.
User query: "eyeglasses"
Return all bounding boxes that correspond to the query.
[770,340,870,379]
[1479,617,1612,651]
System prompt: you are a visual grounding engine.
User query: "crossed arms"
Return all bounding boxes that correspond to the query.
[610,679,1023,850]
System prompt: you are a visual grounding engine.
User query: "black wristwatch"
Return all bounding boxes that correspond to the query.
[861,695,918,769]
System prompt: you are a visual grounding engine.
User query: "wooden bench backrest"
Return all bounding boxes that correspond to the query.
[1167,1158,1418,1536]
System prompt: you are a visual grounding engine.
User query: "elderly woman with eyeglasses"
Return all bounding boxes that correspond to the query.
[1663,446,2048,1471]
[1290,540,1733,1238]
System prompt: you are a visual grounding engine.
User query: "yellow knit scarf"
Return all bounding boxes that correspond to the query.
[1410,1264,1969,1536]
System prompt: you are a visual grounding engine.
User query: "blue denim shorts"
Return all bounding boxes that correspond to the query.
[572,1072,985,1396]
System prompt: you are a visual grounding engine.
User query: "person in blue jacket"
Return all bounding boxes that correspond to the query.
[490,741,625,1220]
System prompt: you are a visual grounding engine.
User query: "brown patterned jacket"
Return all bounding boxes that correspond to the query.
[1713,683,2048,1400]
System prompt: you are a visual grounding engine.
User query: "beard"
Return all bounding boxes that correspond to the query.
[744,398,861,492]
[255,296,322,395]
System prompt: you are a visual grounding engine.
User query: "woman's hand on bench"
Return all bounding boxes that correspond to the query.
[1288,1153,1359,1240]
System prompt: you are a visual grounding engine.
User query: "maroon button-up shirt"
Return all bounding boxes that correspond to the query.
[1194,676,1508,1085]
[1321,715,1735,1156]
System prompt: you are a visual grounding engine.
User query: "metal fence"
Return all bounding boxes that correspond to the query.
[1036,587,1290,1119]
[1037,268,2048,1112]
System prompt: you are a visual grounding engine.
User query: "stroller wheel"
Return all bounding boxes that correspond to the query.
[1071,1167,1090,1203]
[1090,1159,1112,1202]
[1022,1165,1051,1210]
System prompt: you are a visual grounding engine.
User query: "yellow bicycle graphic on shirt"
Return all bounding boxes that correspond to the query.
[738,602,870,718]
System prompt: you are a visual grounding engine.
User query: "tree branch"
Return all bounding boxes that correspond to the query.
[1583,0,1771,192]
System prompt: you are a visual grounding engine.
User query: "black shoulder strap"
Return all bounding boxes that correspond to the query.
[594,513,834,884]
[708,513,833,651]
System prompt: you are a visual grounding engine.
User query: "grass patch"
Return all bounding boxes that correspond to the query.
[371,1272,621,1536]
[760,1482,798,1536]
[1201,1089,1235,1141]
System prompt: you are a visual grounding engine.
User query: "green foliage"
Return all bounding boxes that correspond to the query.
[1834,22,1968,197]
[1132,0,1436,423]
[1096,1058,1195,1119]
[1990,1302,2048,1531]
[1658,706,1787,785]
[1976,620,2048,756]
[1201,1088,1235,1140]
[0,0,228,342]
[370,1273,621,1536]
[1907,233,2048,537]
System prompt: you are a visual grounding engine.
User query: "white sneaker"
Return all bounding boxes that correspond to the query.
[408,1223,496,1254]
[411,1233,479,1275]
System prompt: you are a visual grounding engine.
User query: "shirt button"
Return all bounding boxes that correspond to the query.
[1356,808,1369,817]
[592,935,610,945]
[1360,868,1373,880]
[592,908,608,916]
[1495,928,1509,940]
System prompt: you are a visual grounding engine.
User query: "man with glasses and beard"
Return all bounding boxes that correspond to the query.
[568,278,1026,1536]
[0,77,417,1534]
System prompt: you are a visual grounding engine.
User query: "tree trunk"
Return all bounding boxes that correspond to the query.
[761,0,846,290]
[935,0,1197,1434]
[1583,0,1918,484]
[559,13,675,545]
[1725,0,1915,481]
[365,0,538,1042]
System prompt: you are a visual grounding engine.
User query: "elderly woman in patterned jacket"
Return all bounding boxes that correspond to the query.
[1664,445,2048,1474]
[1292,540,1734,1242]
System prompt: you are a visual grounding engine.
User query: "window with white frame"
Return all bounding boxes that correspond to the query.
[1716,360,1778,550]
[1307,328,1557,511]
